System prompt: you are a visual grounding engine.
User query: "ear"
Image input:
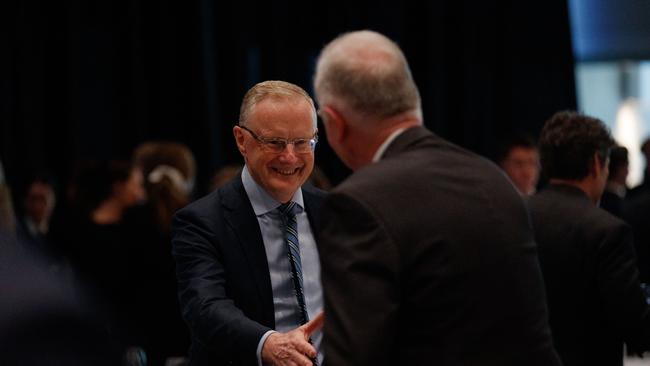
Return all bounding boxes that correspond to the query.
[587,153,598,176]
[590,152,608,179]
[233,125,247,157]
[319,105,347,145]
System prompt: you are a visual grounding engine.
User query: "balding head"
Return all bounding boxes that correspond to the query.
[314,30,421,121]
[240,80,317,130]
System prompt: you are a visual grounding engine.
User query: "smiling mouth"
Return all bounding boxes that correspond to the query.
[272,167,301,176]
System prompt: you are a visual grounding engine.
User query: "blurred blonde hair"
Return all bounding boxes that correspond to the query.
[133,142,196,234]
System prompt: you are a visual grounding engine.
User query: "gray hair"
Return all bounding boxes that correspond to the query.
[239,80,317,128]
[314,30,420,119]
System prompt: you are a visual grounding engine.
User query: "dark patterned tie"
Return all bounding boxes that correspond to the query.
[278,201,310,325]
[278,201,319,366]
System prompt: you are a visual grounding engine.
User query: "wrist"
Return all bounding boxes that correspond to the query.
[260,331,278,362]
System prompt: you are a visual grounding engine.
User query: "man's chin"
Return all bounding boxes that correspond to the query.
[268,180,305,199]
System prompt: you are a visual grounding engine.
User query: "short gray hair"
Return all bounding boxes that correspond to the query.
[314,30,420,119]
[239,80,317,128]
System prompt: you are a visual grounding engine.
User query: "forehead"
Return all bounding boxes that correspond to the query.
[28,182,52,194]
[507,146,538,159]
[129,168,143,179]
[247,96,316,135]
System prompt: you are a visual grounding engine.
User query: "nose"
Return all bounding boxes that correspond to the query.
[278,143,299,163]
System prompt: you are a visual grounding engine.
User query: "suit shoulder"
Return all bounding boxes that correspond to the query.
[336,142,507,197]
[590,204,630,232]
[175,189,223,220]
[302,184,327,201]
[530,188,629,235]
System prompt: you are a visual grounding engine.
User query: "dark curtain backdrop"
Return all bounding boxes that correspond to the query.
[1,0,575,194]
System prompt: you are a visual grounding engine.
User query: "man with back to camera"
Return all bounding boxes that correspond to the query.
[313,30,560,366]
[172,81,325,366]
[528,111,650,366]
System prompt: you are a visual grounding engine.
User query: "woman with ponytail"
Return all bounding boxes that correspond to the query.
[130,141,196,365]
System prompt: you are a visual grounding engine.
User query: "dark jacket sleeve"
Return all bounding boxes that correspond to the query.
[171,206,270,364]
[596,221,650,353]
[318,192,400,366]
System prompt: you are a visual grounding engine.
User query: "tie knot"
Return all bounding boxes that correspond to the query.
[278,201,299,218]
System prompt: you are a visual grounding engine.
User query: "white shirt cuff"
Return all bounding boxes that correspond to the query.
[256,330,277,366]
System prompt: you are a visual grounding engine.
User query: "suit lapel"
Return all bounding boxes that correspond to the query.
[303,187,324,239]
[221,177,275,327]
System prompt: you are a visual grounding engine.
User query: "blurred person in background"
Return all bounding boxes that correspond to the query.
[20,177,56,237]
[133,141,196,235]
[15,176,60,266]
[626,139,650,286]
[625,142,650,286]
[629,138,650,198]
[131,141,196,365]
[529,111,650,366]
[0,160,122,365]
[0,160,17,244]
[600,146,629,218]
[494,133,540,196]
[53,159,147,361]
[0,250,122,366]
[210,164,242,191]
[85,161,145,226]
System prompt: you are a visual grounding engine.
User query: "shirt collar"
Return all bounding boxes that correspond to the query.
[241,165,304,216]
[372,128,407,163]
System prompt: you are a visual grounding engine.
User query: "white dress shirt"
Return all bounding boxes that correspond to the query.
[241,167,323,365]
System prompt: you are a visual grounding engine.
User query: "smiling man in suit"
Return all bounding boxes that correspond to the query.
[313,30,560,366]
[172,80,325,366]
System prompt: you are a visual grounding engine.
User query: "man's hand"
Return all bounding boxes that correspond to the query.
[261,312,324,366]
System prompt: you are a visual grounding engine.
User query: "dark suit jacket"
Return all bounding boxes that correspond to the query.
[318,127,560,366]
[0,245,121,366]
[171,175,325,366]
[599,189,624,218]
[528,184,650,366]
[624,192,650,284]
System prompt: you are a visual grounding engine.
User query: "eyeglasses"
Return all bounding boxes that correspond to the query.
[239,125,318,154]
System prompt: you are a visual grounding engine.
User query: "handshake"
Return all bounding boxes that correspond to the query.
[262,312,324,366]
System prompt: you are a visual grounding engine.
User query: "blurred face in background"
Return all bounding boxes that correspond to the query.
[114,168,146,207]
[609,162,629,186]
[500,146,540,196]
[235,97,316,203]
[24,182,55,225]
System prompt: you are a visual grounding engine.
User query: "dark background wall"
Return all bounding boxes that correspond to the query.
[1,0,576,194]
